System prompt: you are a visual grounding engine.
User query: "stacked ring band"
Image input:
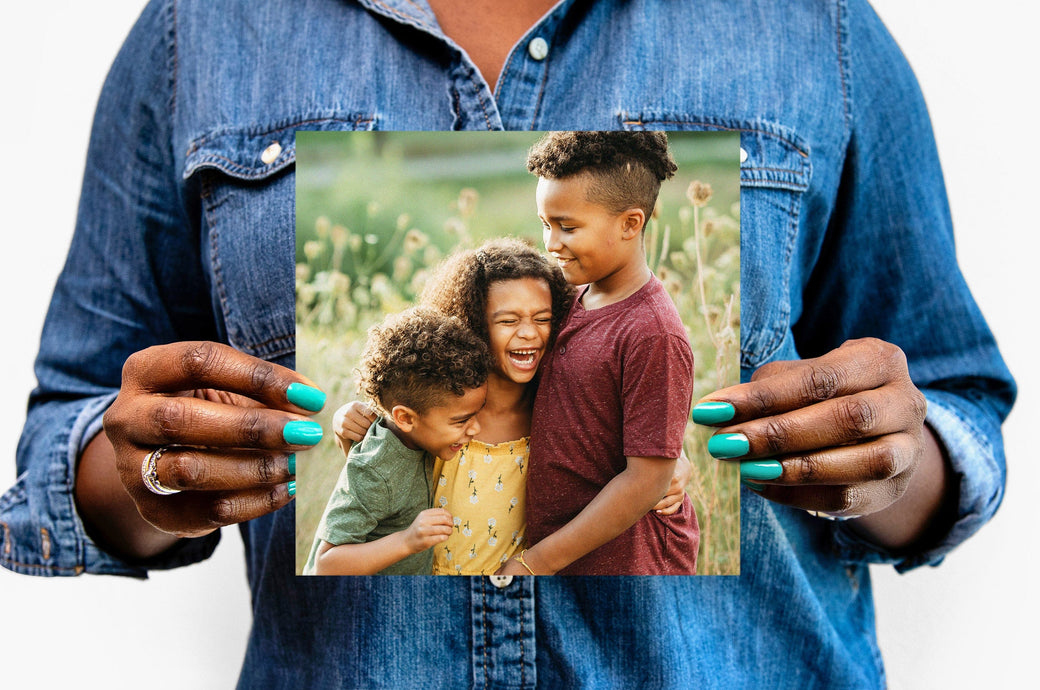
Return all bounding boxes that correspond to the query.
[141,446,181,495]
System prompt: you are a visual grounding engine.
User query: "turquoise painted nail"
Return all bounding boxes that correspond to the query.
[691,401,735,425]
[741,479,766,491]
[287,383,326,412]
[283,420,323,446]
[288,453,296,475]
[741,460,783,481]
[288,480,296,497]
[707,433,749,459]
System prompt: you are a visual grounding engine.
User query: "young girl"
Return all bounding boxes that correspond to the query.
[335,237,690,574]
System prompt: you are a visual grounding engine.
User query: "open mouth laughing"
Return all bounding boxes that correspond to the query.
[507,349,540,370]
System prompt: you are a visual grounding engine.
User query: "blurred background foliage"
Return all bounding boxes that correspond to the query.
[295,131,741,575]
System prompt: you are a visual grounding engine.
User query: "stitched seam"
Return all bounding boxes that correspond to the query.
[621,119,808,157]
[519,585,526,687]
[367,0,435,34]
[836,0,851,132]
[0,558,84,574]
[528,7,566,129]
[186,116,374,157]
[482,577,490,688]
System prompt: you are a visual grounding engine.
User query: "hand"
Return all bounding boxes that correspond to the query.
[693,338,930,521]
[333,400,378,453]
[652,450,691,515]
[403,508,453,552]
[100,341,326,540]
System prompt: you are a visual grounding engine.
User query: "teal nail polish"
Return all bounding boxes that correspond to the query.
[691,401,735,425]
[288,453,296,475]
[288,480,296,497]
[707,433,749,459]
[741,459,783,481]
[287,383,326,412]
[283,420,323,446]
[741,479,766,491]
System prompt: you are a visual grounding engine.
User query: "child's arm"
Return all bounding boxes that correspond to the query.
[499,456,675,575]
[313,507,453,575]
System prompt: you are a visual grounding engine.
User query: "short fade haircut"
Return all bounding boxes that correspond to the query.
[420,237,576,351]
[356,306,490,415]
[526,131,677,227]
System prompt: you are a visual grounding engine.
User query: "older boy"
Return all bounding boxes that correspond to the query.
[305,307,489,575]
[502,131,699,575]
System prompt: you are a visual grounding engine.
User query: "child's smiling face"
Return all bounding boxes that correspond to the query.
[485,277,553,384]
[536,173,643,290]
[403,383,487,461]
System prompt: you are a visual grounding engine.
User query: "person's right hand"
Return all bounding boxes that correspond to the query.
[333,400,378,452]
[102,341,326,539]
[404,507,453,552]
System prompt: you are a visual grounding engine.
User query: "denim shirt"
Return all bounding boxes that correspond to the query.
[0,0,1015,687]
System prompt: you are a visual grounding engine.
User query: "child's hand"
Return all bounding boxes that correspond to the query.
[333,401,378,454]
[404,508,453,553]
[653,451,691,515]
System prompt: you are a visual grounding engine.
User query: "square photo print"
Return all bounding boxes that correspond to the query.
[295,130,740,576]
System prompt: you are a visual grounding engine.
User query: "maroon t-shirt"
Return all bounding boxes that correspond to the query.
[527,276,700,574]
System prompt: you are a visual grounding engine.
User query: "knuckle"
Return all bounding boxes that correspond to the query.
[804,365,843,402]
[835,396,879,436]
[864,444,899,481]
[166,450,206,488]
[759,418,791,455]
[239,409,266,446]
[793,453,821,482]
[249,361,276,397]
[255,453,278,484]
[153,399,190,441]
[910,389,928,422]
[209,497,237,525]
[182,341,223,379]
[747,385,780,415]
[266,487,284,514]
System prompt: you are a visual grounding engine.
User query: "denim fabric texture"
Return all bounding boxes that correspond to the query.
[0,0,1015,687]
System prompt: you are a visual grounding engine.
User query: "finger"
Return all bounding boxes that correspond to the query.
[745,469,914,517]
[654,499,683,516]
[130,483,294,538]
[696,338,908,423]
[151,447,295,491]
[760,432,921,486]
[111,396,323,449]
[122,341,325,413]
[709,386,923,459]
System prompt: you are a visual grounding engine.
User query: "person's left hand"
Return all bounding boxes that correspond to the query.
[692,338,929,519]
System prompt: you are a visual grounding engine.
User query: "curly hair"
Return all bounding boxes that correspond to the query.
[419,237,576,351]
[357,307,490,415]
[526,131,677,224]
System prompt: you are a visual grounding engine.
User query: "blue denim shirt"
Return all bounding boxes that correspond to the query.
[0,0,1015,687]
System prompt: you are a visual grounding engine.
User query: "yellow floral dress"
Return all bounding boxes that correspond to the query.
[431,437,528,575]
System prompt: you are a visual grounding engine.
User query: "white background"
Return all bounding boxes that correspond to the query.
[1,2,1035,687]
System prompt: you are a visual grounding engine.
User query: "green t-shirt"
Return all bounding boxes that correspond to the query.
[304,419,434,575]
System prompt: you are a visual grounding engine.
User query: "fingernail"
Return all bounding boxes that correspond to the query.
[288,453,296,475]
[286,383,326,412]
[283,420,323,446]
[741,460,783,481]
[691,401,735,425]
[741,479,766,491]
[288,480,296,497]
[707,433,749,459]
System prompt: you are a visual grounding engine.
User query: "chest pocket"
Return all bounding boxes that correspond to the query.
[182,114,376,361]
[620,113,811,375]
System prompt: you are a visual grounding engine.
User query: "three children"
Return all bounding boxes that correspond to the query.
[309,131,699,575]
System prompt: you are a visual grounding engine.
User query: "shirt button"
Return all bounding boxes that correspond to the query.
[739,147,748,164]
[489,575,513,588]
[528,37,549,61]
[261,142,282,165]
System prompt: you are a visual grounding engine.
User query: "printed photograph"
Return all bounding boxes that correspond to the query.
[295,130,740,576]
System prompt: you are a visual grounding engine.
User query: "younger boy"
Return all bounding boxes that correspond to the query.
[503,131,699,575]
[305,307,489,575]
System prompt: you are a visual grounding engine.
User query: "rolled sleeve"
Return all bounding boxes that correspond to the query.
[1,393,219,578]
